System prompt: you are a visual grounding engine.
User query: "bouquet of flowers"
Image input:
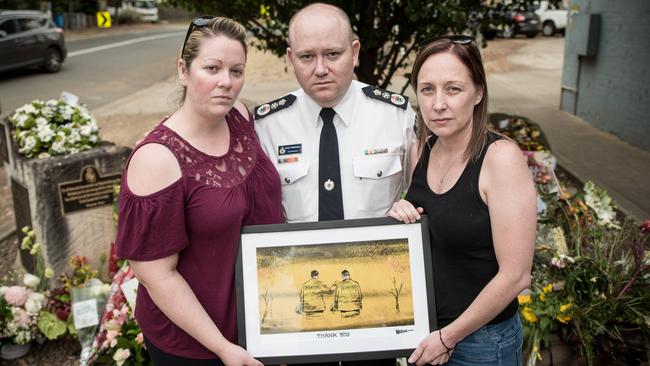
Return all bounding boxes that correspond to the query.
[87,265,149,366]
[43,255,101,341]
[8,99,101,158]
[0,273,49,346]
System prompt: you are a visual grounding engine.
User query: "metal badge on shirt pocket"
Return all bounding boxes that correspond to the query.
[277,143,302,164]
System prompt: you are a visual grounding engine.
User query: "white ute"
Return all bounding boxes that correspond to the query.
[534,0,568,36]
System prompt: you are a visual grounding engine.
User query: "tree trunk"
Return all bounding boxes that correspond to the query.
[356,46,380,87]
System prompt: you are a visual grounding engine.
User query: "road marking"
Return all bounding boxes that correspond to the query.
[68,32,183,57]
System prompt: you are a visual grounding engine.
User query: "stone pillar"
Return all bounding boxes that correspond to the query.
[1,119,131,279]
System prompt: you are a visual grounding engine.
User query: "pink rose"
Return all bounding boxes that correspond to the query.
[135,332,144,344]
[4,286,30,307]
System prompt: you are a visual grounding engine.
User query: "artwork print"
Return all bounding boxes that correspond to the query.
[256,238,413,334]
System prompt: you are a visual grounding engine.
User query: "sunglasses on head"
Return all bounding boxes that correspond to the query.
[180,15,215,59]
[417,35,476,52]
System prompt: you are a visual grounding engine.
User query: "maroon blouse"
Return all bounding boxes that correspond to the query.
[115,108,284,359]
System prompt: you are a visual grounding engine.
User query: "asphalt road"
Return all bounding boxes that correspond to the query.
[0,28,185,115]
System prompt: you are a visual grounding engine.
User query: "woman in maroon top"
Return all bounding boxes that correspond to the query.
[115,17,283,365]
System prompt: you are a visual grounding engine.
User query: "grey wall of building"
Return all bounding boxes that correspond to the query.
[561,0,650,151]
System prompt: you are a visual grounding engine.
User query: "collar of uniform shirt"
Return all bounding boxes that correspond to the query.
[303,80,358,128]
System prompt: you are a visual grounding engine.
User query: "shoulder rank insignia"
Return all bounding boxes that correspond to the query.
[254,94,297,120]
[361,86,408,110]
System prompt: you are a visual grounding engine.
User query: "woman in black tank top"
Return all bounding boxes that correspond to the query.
[388,36,537,366]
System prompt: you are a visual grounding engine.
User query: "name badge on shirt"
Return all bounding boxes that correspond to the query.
[278,143,302,156]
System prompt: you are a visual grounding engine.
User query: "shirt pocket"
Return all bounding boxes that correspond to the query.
[276,162,312,221]
[352,154,403,215]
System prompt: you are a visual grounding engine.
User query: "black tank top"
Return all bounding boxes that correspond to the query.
[405,132,518,328]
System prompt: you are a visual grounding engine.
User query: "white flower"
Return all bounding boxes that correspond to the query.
[584,181,620,229]
[14,114,29,128]
[36,123,54,142]
[41,106,54,119]
[0,286,7,297]
[113,348,131,366]
[23,104,36,114]
[52,140,66,153]
[89,135,98,143]
[80,124,93,136]
[25,292,47,314]
[35,117,48,127]
[20,136,37,154]
[23,273,41,288]
[69,130,81,143]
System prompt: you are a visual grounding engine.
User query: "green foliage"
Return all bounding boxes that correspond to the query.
[164,0,502,90]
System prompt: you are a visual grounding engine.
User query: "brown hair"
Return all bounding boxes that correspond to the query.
[178,17,248,106]
[410,38,490,163]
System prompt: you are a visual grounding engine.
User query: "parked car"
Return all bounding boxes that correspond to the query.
[484,2,541,39]
[534,0,568,36]
[0,10,67,73]
[109,0,159,23]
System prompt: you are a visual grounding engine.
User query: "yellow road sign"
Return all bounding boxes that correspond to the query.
[97,11,111,28]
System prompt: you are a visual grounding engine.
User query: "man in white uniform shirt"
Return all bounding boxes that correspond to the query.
[255,4,415,365]
[254,3,415,225]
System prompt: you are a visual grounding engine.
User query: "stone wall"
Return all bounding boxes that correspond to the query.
[1,120,130,279]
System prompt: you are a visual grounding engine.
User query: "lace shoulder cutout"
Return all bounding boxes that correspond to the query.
[141,111,257,188]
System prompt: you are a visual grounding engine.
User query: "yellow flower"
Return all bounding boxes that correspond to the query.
[540,292,546,301]
[556,314,572,324]
[44,268,54,279]
[518,294,532,305]
[559,303,573,313]
[521,306,538,324]
[542,283,553,293]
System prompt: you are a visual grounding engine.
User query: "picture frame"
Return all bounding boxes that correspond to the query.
[236,217,436,364]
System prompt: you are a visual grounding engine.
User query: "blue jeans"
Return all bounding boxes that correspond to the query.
[447,314,522,366]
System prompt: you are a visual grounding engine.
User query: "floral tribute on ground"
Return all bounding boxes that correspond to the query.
[491,115,649,366]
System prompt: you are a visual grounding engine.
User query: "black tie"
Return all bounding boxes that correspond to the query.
[318,108,344,221]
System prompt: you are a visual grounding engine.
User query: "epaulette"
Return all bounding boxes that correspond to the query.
[361,86,409,110]
[254,94,297,120]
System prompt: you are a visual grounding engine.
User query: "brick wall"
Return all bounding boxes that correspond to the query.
[562,0,650,150]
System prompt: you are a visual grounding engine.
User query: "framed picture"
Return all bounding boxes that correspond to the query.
[236,217,436,364]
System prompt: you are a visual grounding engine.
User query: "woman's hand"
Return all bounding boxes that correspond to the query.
[387,199,424,223]
[219,343,263,366]
[408,330,454,365]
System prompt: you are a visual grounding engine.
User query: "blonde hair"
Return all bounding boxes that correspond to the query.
[178,17,248,106]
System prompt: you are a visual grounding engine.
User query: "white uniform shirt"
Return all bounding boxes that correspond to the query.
[254,80,416,222]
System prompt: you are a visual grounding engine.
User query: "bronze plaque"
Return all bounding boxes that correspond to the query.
[58,165,121,215]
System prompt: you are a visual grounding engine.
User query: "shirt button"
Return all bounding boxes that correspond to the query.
[284,177,291,184]
[377,170,383,177]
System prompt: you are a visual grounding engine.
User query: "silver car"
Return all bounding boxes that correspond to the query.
[0,10,67,73]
